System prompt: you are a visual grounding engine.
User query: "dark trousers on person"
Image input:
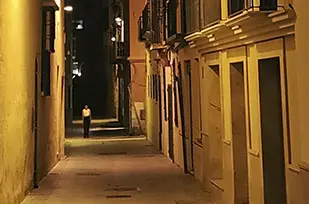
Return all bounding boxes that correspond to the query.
[83,116,90,138]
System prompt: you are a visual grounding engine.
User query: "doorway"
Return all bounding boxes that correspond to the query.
[184,61,194,173]
[168,85,174,161]
[258,57,287,204]
[158,75,162,151]
[230,62,249,204]
[208,65,223,181]
[119,77,125,125]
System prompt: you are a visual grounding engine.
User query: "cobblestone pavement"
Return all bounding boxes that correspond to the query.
[22,137,218,204]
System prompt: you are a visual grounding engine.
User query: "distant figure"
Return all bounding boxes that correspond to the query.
[82,105,91,138]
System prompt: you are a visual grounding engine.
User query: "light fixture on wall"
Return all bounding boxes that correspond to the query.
[111,37,116,42]
[115,17,122,22]
[64,6,73,12]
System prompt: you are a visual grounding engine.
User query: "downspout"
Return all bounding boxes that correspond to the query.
[179,0,188,172]
[33,58,39,189]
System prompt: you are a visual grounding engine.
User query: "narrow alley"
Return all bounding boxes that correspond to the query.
[2,0,309,204]
[22,136,217,204]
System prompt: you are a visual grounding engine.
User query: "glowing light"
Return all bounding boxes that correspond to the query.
[64,6,73,11]
[111,37,116,42]
[115,17,122,22]
[76,24,83,30]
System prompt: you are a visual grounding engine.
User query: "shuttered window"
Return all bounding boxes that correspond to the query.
[41,7,56,96]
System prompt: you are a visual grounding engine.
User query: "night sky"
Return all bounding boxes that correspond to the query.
[66,0,111,119]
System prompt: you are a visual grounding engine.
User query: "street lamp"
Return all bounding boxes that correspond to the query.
[115,17,122,22]
[64,6,73,12]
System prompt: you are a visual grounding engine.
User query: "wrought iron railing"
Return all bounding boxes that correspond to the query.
[138,16,145,41]
[110,41,129,62]
[152,0,161,43]
[116,41,127,59]
[138,3,150,41]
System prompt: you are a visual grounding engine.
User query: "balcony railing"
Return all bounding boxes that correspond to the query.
[116,42,128,59]
[110,41,129,62]
[152,0,161,43]
[228,0,278,16]
[138,16,145,41]
[138,3,150,41]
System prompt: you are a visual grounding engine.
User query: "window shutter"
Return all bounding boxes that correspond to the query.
[41,50,51,96]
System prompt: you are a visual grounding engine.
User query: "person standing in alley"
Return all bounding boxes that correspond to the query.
[82,105,91,138]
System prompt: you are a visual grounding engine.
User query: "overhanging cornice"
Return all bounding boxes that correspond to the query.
[184,8,296,53]
[42,0,59,11]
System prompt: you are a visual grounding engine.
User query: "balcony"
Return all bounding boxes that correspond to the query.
[152,0,161,43]
[110,41,129,63]
[228,0,278,16]
[138,3,150,41]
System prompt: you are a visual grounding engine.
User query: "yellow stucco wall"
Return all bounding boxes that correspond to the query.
[0,0,41,203]
[145,49,160,148]
[294,0,309,203]
[197,36,306,204]
[0,0,65,203]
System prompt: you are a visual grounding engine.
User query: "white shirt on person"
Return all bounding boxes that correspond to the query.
[82,109,91,117]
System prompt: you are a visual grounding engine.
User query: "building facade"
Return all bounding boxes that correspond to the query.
[138,0,308,203]
[108,0,146,134]
[0,0,65,203]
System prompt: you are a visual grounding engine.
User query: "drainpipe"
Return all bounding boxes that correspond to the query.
[33,58,39,189]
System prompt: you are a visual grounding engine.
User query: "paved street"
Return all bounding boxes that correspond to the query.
[22,137,217,204]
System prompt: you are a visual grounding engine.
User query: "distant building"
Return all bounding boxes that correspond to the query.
[107,0,146,135]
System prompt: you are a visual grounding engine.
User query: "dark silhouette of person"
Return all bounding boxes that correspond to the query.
[82,105,91,138]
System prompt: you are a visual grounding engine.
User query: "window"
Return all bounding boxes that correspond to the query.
[184,0,200,34]
[42,8,56,53]
[228,0,277,16]
[202,0,221,27]
[152,0,161,43]
[41,50,51,96]
[167,0,177,38]
[41,4,58,96]
[260,0,277,11]
[163,67,167,121]
[228,0,245,16]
